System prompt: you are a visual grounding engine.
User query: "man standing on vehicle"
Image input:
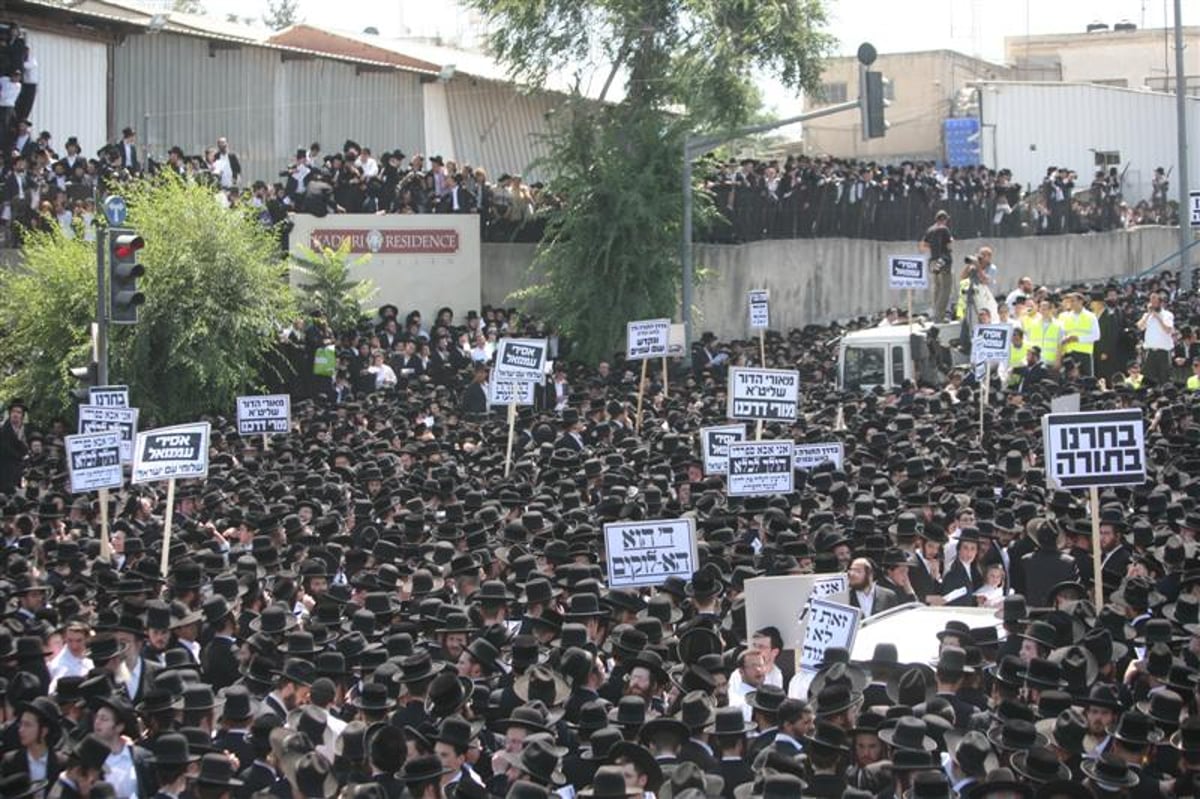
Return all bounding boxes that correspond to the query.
[920,210,954,323]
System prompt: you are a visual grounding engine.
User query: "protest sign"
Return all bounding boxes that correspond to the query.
[492,338,548,383]
[236,394,291,436]
[727,440,795,496]
[888,255,929,289]
[1042,409,1146,489]
[793,442,844,472]
[971,324,1012,363]
[488,380,537,407]
[1050,393,1081,414]
[65,432,123,493]
[727,367,800,421]
[811,574,849,598]
[603,519,698,588]
[78,405,139,463]
[88,385,129,408]
[744,574,853,679]
[748,290,770,329]
[132,422,211,484]
[799,599,862,673]
[668,324,686,358]
[626,319,671,360]
[700,424,746,475]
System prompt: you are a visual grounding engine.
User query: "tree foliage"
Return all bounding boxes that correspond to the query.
[468,0,833,361]
[290,239,377,334]
[262,0,300,31]
[0,176,295,426]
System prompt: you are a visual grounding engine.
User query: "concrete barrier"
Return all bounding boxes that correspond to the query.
[483,227,1183,340]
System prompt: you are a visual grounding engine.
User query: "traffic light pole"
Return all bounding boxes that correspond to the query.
[95,221,109,387]
[680,99,859,346]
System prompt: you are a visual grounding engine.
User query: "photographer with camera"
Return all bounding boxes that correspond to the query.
[919,210,954,322]
[1138,290,1176,386]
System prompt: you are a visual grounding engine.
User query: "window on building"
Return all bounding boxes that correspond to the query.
[821,82,848,104]
[1094,151,1121,168]
[1091,78,1129,88]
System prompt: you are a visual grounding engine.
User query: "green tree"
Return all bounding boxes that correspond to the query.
[0,176,295,426]
[290,239,377,334]
[262,0,300,30]
[468,0,833,362]
[172,0,205,14]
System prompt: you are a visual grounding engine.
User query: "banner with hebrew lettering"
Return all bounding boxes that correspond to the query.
[793,442,844,472]
[492,338,548,383]
[701,424,746,475]
[727,440,795,496]
[727,367,800,421]
[236,394,291,435]
[748,290,770,329]
[65,431,124,493]
[800,598,862,673]
[603,519,698,588]
[131,422,211,484]
[1042,409,1146,489]
[626,319,671,360]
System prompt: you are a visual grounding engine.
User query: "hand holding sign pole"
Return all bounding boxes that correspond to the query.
[99,488,111,561]
[504,399,517,477]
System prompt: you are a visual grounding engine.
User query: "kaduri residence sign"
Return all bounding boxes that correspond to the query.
[307,228,460,254]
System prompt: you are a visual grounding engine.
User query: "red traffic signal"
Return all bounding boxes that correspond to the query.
[112,235,144,260]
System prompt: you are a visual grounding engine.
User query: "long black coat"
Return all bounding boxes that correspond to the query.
[0,419,28,493]
[1017,549,1080,607]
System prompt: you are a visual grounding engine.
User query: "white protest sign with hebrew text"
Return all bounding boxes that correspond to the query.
[811,574,849,599]
[888,255,929,289]
[236,394,291,436]
[603,518,698,588]
[626,319,671,360]
[78,405,139,464]
[793,442,844,472]
[800,598,862,673]
[727,440,795,496]
[748,290,770,329]
[1042,409,1145,489]
[727,367,800,421]
[488,380,537,407]
[492,338,548,384]
[132,422,211,484]
[701,424,746,475]
[88,385,129,408]
[65,432,124,493]
[971,324,1012,364]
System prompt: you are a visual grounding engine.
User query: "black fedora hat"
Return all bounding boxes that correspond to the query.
[351,682,396,713]
[147,732,200,766]
[987,719,1047,752]
[1080,753,1140,790]
[580,765,640,798]
[513,665,570,710]
[804,720,850,753]
[1109,710,1163,745]
[196,752,245,788]
[878,716,937,753]
[425,672,472,718]
[249,605,299,635]
[606,742,663,793]
[1009,746,1070,784]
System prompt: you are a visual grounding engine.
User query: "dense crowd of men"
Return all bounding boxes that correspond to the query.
[1,255,1200,799]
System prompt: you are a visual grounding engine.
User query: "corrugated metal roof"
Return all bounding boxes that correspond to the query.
[268,25,441,75]
[443,78,563,182]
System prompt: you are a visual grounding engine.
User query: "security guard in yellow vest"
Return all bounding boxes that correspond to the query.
[1124,362,1145,389]
[1057,292,1100,377]
[1024,298,1062,367]
[1005,327,1029,387]
[1189,361,1200,391]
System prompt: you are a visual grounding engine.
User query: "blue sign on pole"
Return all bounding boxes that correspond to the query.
[943,118,981,168]
[103,196,128,226]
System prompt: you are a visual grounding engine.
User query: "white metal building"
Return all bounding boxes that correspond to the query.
[977,81,1200,204]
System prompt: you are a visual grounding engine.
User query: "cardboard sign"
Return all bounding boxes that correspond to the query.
[744,574,852,654]
[800,599,862,673]
[78,405,139,464]
[603,519,698,588]
[700,424,746,475]
[493,338,548,383]
[236,394,291,436]
[727,440,795,496]
[971,324,1012,363]
[727,367,800,421]
[65,431,123,493]
[888,255,929,289]
[793,442,844,472]
[488,380,537,406]
[626,319,671,360]
[88,385,129,408]
[1042,409,1146,489]
[132,422,211,484]
[1191,190,1200,228]
[748,290,770,329]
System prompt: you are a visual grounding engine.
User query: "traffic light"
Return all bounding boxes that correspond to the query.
[70,361,98,401]
[109,230,145,324]
[862,70,888,139]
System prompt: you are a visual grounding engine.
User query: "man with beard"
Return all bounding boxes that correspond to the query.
[262,659,313,720]
[877,549,918,605]
[846,558,902,618]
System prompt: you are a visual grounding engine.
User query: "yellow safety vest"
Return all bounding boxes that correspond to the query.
[1026,318,1061,365]
[955,279,970,320]
[1125,374,1144,389]
[1189,375,1200,391]
[1009,340,1028,368]
[1059,311,1096,356]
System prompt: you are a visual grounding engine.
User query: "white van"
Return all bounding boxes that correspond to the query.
[837,321,969,392]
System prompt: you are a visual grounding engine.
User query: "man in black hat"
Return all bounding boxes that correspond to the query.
[0,397,29,494]
[90,694,153,799]
[46,734,109,799]
[3,697,64,785]
[201,596,240,692]
[1016,520,1079,607]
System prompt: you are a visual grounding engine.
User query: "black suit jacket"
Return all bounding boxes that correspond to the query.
[0,419,28,492]
[2,747,65,784]
[202,635,240,692]
[678,739,718,772]
[461,383,488,416]
[941,559,983,607]
[848,584,903,617]
[715,758,755,799]
[120,142,139,172]
[214,729,254,771]
[437,185,478,214]
[236,761,280,799]
[1017,549,1079,606]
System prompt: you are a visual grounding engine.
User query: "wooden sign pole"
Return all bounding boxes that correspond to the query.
[759,328,766,367]
[159,477,176,578]
[979,365,989,439]
[662,356,669,399]
[98,487,111,561]
[504,400,517,476]
[1090,486,1103,609]
[907,288,914,331]
[635,359,649,433]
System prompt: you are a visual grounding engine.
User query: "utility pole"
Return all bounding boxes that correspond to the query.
[1174,0,1190,270]
[94,185,109,386]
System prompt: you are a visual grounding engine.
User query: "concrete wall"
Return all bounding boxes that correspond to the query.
[480,227,1183,340]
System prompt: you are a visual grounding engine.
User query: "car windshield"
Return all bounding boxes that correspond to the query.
[843,346,886,390]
